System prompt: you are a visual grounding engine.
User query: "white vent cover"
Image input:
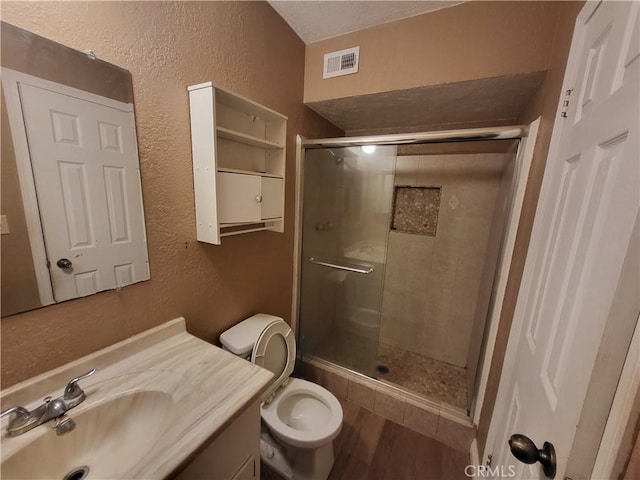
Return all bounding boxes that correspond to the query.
[323,46,360,79]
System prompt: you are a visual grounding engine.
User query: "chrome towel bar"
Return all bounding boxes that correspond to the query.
[308,257,374,275]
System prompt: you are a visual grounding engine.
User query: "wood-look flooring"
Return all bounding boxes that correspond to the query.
[262,397,470,480]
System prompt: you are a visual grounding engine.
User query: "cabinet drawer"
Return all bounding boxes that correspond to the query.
[217,172,283,224]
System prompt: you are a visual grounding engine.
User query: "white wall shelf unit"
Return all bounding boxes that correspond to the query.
[188,82,287,245]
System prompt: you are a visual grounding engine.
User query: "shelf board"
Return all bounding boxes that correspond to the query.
[216,126,284,150]
[220,219,282,227]
[217,167,283,178]
[215,87,288,122]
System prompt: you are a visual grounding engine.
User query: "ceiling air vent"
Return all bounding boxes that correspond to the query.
[323,46,360,79]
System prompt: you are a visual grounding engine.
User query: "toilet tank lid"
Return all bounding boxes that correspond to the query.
[220,313,283,355]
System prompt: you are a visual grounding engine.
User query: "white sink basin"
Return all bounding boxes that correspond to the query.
[1,390,173,480]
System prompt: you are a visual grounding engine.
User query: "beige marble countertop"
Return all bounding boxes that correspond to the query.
[0,317,273,479]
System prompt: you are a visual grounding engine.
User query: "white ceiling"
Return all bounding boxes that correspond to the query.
[268,1,464,44]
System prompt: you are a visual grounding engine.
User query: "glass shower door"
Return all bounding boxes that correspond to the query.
[299,145,396,377]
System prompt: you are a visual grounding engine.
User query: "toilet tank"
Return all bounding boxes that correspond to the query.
[219,313,283,356]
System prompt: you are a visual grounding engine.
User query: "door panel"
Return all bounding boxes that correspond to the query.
[261,177,283,220]
[217,172,262,223]
[18,83,149,302]
[299,146,396,376]
[488,2,639,478]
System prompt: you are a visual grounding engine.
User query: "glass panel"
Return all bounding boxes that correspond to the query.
[299,146,396,377]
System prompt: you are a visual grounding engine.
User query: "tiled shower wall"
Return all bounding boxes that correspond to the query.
[380,153,509,367]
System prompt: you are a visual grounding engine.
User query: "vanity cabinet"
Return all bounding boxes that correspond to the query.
[175,400,261,480]
[188,82,287,245]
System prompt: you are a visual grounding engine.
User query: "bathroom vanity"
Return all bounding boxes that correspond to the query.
[0,318,273,479]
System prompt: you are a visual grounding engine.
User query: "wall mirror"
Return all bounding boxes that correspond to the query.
[1,22,150,317]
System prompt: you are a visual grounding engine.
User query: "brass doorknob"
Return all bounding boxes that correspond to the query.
[509,434,556,479]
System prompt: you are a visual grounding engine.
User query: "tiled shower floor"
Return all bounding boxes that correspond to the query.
[311,330,468,410]
[376,342,467,410]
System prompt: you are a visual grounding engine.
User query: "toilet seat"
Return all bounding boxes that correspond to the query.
[221,315,343,479]
[261,378,343,449]
[251,320,296,403]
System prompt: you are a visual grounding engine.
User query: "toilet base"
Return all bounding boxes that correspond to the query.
[261,431,293,479]
[287,440,334,480]
[261,429,335,480]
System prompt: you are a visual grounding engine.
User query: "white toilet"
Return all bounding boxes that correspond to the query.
[220,314,343,480]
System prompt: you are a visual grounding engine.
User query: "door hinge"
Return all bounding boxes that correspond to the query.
[560,88,573,118]
[486,454,493,466]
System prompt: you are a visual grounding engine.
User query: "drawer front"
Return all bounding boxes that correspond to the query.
[232,456,256,480]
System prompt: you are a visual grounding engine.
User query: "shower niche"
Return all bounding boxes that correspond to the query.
[390,185,441,236]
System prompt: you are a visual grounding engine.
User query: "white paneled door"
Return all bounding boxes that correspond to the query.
[19,83,149,302]
[487,1,639,479]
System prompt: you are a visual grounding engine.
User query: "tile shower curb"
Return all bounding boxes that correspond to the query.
[303,355,476,453]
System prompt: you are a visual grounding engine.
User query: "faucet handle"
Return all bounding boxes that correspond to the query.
[1,406,30,428]
[63,368,96,401]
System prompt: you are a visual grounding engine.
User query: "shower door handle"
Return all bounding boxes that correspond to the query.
[308,257,374,274]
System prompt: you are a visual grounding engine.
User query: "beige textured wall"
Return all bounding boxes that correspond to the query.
[0,1,341,388]
[304,1,563,103]
[1,90,42,316]
[380,154,507,369]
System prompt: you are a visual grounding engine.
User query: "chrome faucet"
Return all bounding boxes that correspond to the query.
[0,369,95,437]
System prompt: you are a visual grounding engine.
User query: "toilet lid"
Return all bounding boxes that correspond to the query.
[251,320,296,402]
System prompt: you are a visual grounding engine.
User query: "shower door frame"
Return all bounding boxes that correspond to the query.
[292,123,534,423]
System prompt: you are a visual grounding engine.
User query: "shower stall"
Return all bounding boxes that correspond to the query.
[296,127,526,415]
